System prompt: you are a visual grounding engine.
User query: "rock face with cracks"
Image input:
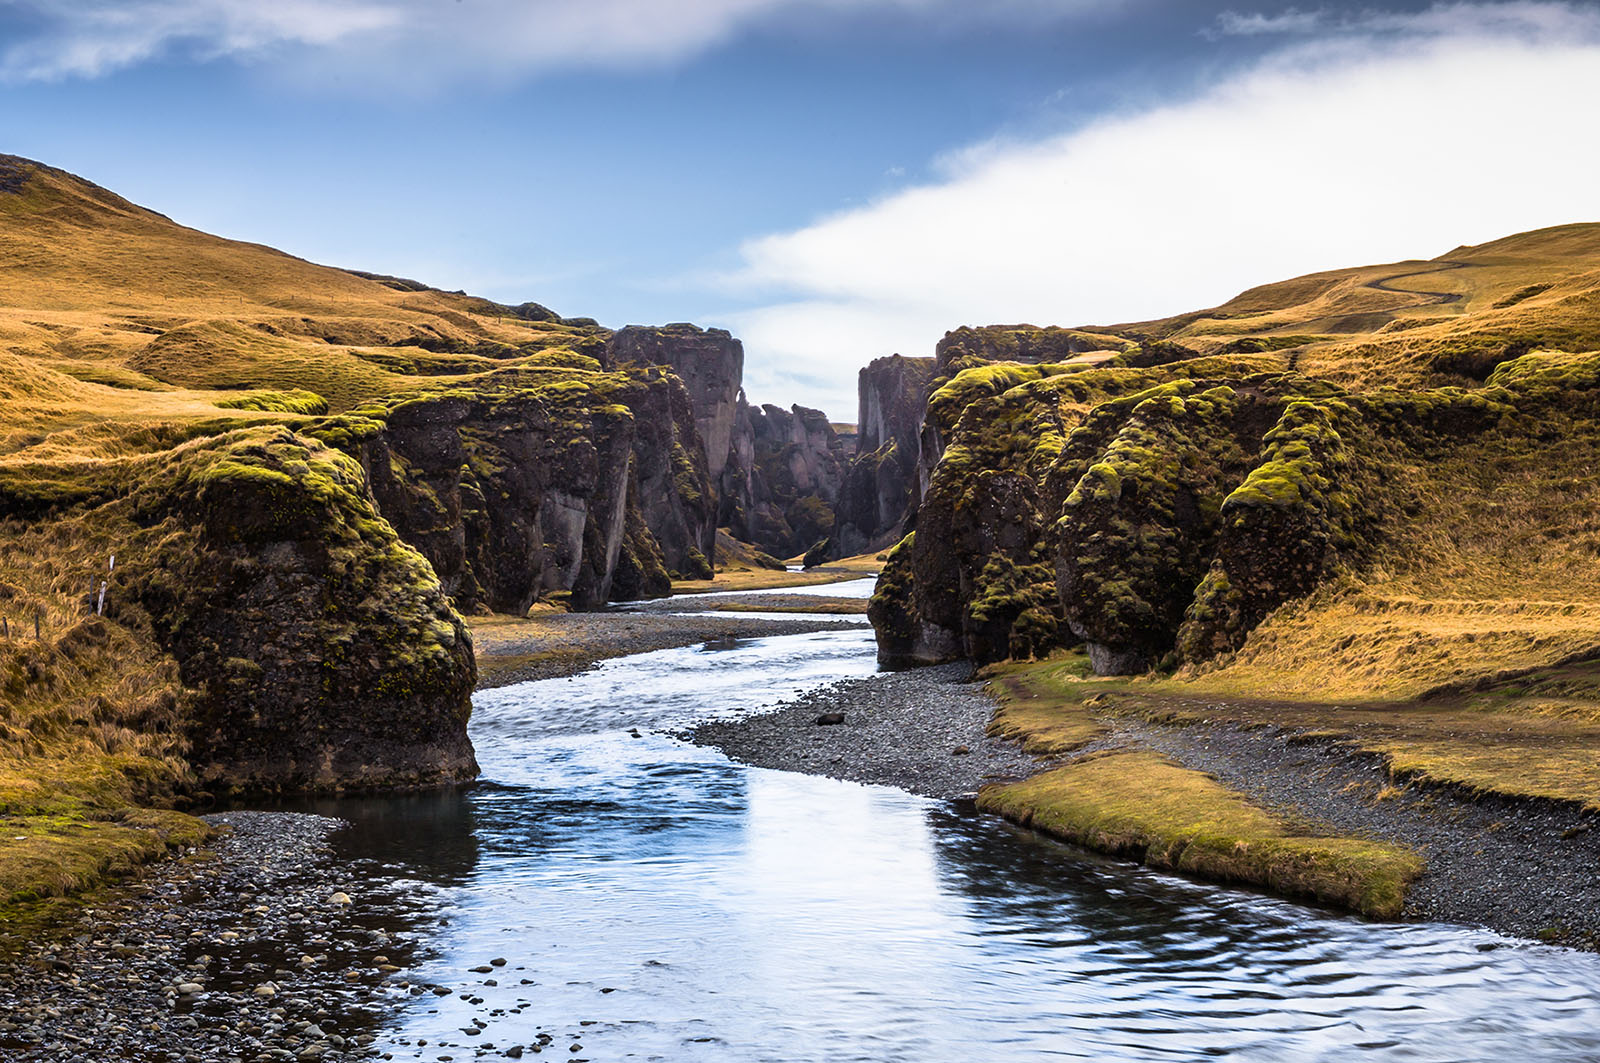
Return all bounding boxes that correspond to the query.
[869,331,1600,677]
[826,354,937,560]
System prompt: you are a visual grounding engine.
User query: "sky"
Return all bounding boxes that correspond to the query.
[2,1,1599,417]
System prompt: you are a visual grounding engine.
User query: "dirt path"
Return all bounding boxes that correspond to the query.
[1363,259,1471,306]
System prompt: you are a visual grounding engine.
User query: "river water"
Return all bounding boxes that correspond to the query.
[319,605,1600,1062]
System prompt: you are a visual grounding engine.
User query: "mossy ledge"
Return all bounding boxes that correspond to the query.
[974,657,1423,918]
[978,750,1422,918]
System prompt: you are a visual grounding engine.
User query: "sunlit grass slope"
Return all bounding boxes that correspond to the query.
[0,154,608,454]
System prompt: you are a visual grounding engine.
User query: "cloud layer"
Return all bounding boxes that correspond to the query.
[0,0,1109,83]
[728,2,1600,414]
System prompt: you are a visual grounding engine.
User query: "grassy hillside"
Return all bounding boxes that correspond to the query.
[1115,223,1600,386]
[0,154,662,910]
[0,155,611,451]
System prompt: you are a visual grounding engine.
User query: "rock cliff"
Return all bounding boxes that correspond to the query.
[0,427,480,795]
[311,360,716,612]
[826,354,936,559]
[719,399,850,560]
[871,308,1600,684]
[607,324,744,485]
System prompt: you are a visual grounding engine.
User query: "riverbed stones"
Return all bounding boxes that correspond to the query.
[694,662,1039,799]
[0,810,441,1062]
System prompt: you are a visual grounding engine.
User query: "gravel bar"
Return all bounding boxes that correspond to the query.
[474,611,867,688]
[691,663,1041,800]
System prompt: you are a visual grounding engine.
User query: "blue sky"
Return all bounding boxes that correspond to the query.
[2,0,1599,415]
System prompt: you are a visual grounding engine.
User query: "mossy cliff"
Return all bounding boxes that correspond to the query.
[321,361,715,611]
[872,283,1600,690]
[0,156,749,907]
[0,427,477,797]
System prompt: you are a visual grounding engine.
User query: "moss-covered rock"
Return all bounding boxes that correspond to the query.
[1175,399,1375,662]
[111,428,477,794]
[1054,385,1251,673]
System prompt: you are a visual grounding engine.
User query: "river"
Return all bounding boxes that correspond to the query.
[310,592,1600,1062]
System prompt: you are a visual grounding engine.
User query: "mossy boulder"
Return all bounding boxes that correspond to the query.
[120,428,477,794]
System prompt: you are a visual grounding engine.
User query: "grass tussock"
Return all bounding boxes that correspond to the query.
[979,750,1422,917]
[0,511,210,907]
[981,655,1106,755]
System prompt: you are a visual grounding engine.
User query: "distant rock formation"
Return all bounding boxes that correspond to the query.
[719,399,850,560]
[826,354,937,559]
[607,324,744,485]
[605,322,854,562]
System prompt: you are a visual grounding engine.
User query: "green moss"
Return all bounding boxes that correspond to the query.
[978,750,1422,917]
[867,532,917,645]
[0,809,212,908]
[1055,384,1249,658]
[967,549,1062,660]
[213,389,329,415]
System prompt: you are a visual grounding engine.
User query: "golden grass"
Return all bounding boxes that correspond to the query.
[0,158,605,456]
[1115,222,1600,392]
[0,510,210,907]
[671,552,881,594]
[0,809,210,908]
[981,655,1108,755]
[979,750,1422,917]
[1173,400,1600,702]
[1116,666,1600,812]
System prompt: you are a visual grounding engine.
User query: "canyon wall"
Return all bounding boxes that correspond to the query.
[320,362,716,612]
[719,399,850,560]
[826,354,936,559]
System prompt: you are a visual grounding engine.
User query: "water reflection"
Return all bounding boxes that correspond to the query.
[342,629,1600,1062]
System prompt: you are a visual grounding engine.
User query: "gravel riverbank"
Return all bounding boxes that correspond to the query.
[0,811,610,1062]
[0,812,404,1062]
[691,663,1039,800]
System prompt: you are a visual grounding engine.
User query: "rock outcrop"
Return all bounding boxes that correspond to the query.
[607,324,744,485]
[866,345,1580,673]
[98,429,478,794]
[312,361,715,612]
[719,399,850,559]
[827,354,936,559]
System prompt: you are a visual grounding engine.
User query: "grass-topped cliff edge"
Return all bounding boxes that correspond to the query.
[872,223,1600,930]
[0,154,733,913]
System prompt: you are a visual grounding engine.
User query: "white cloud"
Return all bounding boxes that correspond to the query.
[724,2,1600,417]
[1214,8,1327,36]
[0,0,1112,84]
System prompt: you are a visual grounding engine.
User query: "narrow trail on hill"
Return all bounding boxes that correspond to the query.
[1363,259,1472,306]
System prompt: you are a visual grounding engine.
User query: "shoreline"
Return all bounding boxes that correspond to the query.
[690,661,1600,949]
[470,609,868,688]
